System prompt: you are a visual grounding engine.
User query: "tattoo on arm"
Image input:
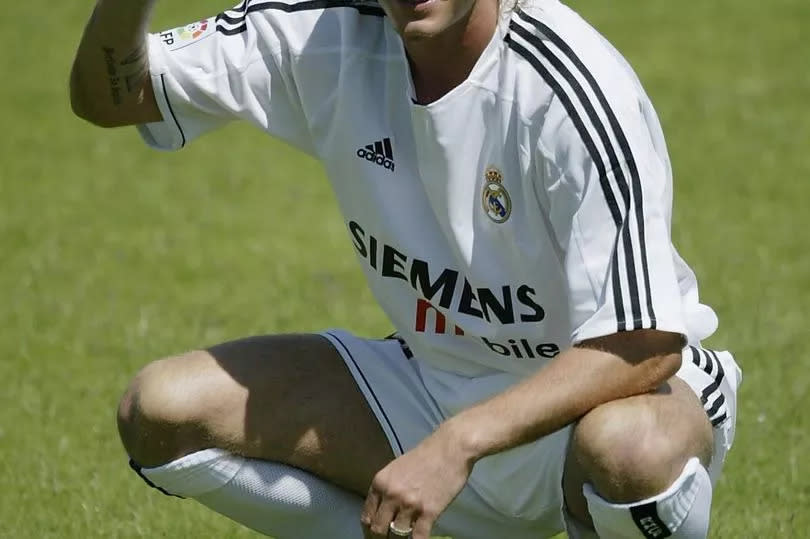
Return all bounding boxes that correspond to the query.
[102,46,122,105]
[121,46,149,95]
[102,44,149,106]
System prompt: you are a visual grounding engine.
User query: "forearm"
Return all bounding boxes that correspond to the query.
[70,0,160,126]
[442,330,683,462]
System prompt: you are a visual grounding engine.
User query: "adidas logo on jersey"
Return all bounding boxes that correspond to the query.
[357,138,395,172]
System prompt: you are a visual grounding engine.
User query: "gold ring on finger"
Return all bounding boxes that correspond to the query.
[388,522,413,537]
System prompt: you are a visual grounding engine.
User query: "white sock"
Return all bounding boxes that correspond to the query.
[583,457,713,538]
[134,449,363,538]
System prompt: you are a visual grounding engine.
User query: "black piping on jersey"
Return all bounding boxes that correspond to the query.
[385,332,414,359]
[516,8,657,330]
[688,346,728,427]
[507,13,647,331]
[502,32,629,331]
[215,0,384,36]
[160,74,186,148]
[507,9,658,332]
[325,331,405,456]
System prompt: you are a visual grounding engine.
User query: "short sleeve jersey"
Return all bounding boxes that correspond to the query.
[139,0,719,376]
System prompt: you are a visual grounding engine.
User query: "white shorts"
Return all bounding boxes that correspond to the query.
[322,330,742,539]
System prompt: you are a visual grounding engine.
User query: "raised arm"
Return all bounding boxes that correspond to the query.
[70,0,162,127]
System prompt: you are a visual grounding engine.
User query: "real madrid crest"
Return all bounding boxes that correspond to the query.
[481,166,512,224]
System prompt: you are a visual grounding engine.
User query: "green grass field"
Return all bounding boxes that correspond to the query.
[1,0,808,537]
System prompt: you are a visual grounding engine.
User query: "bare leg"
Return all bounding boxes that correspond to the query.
[117,334,394,495]
[562,377,713,534]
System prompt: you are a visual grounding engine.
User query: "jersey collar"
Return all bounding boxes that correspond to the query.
[387,9,509,106]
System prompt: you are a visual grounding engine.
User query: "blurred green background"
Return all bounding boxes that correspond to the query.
[1,0,807,536]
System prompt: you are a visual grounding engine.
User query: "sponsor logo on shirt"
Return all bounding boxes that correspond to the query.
[349,220,545,325]
[415,300,560,360]
[482,166,511,223]
[349,220,561,360]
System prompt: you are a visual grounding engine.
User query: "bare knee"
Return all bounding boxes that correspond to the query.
[569,381,713,503]
[117,352,222,467]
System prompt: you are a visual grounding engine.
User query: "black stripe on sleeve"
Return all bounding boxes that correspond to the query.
[504,34,629,331]
[707,348,724,368]
[699,348,715,376]
[514,8,657,330]
[215,0,249,26]
[699,363,725,407]
[246,0,385,16]
[688,346,710,407]
[688,347,730,426]
[509,21,642,330]
[216,11,246,25]
[216,0,384,35]
[688,345,703,370]
[706,349,729,422]
[216,24,252,36]
[160,74,186,148]
[705,393,726,418]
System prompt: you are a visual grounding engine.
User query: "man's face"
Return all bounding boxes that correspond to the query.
[379,0,480,41]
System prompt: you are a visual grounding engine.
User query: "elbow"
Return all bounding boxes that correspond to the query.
[75,109,123,129]
[70,93,117,129]
[638,351,683,394]
[578,329,686,397]
[69,63,118,128]
[69,62,94,123]
[69,89,98,126]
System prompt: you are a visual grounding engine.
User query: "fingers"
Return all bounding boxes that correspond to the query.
[410,511,436,539]
[389,508,416,537]
[369,499,398,538]
[360,487,381,538]
[361,480,426,539]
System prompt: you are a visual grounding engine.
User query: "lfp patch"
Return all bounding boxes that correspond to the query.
[178,19,210,40]
[159,18,215,51]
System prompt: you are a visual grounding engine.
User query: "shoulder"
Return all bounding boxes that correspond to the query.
[503,2,663,182]
[215,0,388,56]
[503,1,647,135]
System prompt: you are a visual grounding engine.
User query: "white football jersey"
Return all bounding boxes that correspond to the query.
[139,0,719,376]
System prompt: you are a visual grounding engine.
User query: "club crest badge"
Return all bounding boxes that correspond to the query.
[481,166,511,224]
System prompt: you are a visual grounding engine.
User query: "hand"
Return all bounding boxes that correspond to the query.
[360,426,474,539]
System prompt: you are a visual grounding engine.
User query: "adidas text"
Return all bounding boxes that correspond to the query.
[357,148,395,172]
[357,137,395,172]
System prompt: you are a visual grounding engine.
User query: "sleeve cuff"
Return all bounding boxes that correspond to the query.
[136,35,187,151]
[571,317,687,345]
